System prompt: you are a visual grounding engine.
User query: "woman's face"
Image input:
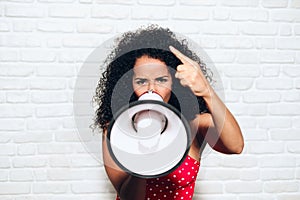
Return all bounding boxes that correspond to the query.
[132,55,173,102]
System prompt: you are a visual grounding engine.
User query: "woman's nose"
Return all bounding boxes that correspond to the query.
[147,81,156,91]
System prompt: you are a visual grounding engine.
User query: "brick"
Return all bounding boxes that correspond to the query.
[21,50,56,62]
[220,37,253,49]
[0,157,10,168]
[260,51,295,63]
[17,144,36,156]
[91,5,130,19]
[225,181,262,193]
[282,91,300,102]
[278,38,300,50]
[205,50,236,63]
[49,155,71,167]
[31,91,68,103]
[287,142,300,153]
[262,0,288,8]
[71,181,114,193]
[179,0,217,6]
[260,169,294,180]
[10,170,33,181]
[271,10,300,22]
[256,78,293,90]
[221,155,257,168]
[269,104,300,116]
[26,118,61,131]
[258,117,291,129]
[255,38,276,49]
[49,6,88,18]
[14,132,52,143]
[202,22,239,35]
[70,155,102,167]
[36,65,76,77]
[0,170,8,181]
[259,155,296,168]
[242,129,268,141]
[293,117,300,128]
[0,50,18,61]
[6,92,29,103]
[47,168,84,181]
[262,64,280,77]
[94,0,133,4]
[194,181,223,194]
[0,105,32,118]
[231,9,268,22]
[247,142,285,154]
[0,144,15,156]
[38,143,74,154]
[241,23,278,35]
[264,181,299,193]
[131,7,169,20]
[138,0,175,6]
[224,65,260,77]
[13,156,47,168]
[33,169,47,181]
[291,0,300,8]
[62,37,101,48]
[30,78,66,90]
[277,194,300,200]
[237,51,259,64]
[39,0,74,2]
[198,168,240,180]
[222,0,259,7]
[240,169,260,181]
[36,104,73,117]
[77,22,113,33]
[54,130,80,142]
[13,20,35,32]
[279,24,292,36]
[0,21,10,32]
[0,35,40,47]
[0,183,30,194]
[5,5,45,18]
[212,9,230,20]
[172,8,209,21]
[271,9,300,22]
[37,21,74,33]
[0,119,24,131]
[295,25,300,35]
[32,183,68,194]
[270,129,300,140]
[282,65,300,77]
[80,0,93,3]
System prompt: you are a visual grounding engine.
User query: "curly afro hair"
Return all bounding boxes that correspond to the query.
[93,24,212,131]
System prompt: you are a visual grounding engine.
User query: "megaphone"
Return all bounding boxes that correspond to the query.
[106,90,191,178]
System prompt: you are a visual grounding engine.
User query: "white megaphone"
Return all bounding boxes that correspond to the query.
[107,90,191,178]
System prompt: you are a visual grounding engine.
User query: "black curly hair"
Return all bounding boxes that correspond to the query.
[93,25,212,131]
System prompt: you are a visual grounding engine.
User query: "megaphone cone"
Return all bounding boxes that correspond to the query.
[107,91,191,178]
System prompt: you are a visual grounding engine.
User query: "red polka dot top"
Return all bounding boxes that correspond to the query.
[116,155,200,200]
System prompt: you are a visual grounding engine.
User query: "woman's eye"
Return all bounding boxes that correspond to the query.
[156,78,168,83]
[136,79,147,85]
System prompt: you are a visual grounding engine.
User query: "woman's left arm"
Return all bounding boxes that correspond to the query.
[170,46,244,154]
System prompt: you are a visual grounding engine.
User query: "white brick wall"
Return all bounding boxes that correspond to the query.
[0,0,299,199]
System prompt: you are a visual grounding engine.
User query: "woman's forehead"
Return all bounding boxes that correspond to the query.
[133,63,170,77]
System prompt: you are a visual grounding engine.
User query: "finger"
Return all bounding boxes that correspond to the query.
[176,64,186,72]
[169,45,194,65]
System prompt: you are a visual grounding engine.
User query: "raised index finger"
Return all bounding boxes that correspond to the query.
[169,45,193,65]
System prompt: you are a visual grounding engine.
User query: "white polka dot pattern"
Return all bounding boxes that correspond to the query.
[116,155,200,200]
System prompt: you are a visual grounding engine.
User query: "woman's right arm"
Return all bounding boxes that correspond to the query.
[102,129,147,200]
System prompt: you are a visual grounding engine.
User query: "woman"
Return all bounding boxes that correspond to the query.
[93,25,244,200]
